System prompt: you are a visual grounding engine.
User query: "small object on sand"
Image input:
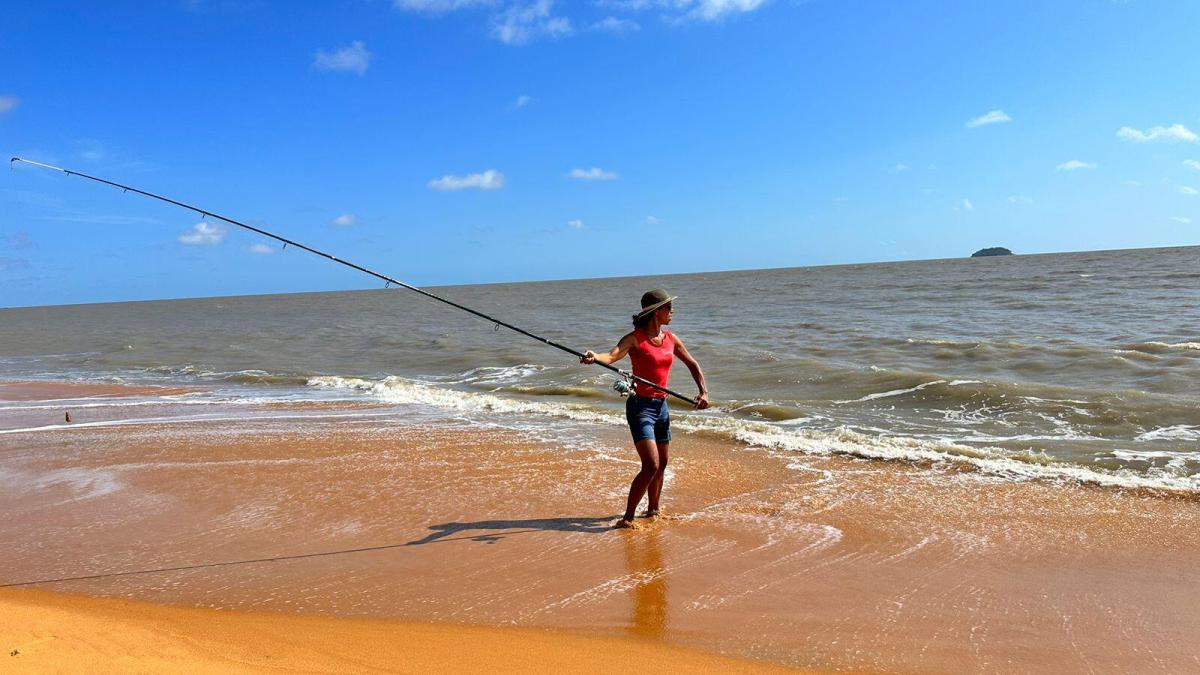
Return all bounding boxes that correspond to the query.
[10,650,18,657]
[65,412,72,424]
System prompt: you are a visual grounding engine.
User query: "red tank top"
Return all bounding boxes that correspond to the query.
[629,328,674,398]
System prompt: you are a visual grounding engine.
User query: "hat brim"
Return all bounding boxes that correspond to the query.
[634,295,677,320]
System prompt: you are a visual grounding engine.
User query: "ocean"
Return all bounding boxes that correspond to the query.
[3,245,1199,494]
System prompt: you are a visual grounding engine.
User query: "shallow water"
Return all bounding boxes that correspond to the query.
[2,245,1199,492]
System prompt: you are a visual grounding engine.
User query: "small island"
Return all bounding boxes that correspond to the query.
[971,247,1013,257]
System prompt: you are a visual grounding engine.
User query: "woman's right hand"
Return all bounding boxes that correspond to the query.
[580,351,596,364]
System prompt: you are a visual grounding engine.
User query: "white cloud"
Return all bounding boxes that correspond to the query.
[1172,216,1192,224]
[567,219,584,229]
[1181,186,1199,195]
[591,16,640,31]
[1124,180,1142,187]
[332,213,358,226]
[511,94,531,109]
[313,41,371,75]
[685,0,769,21]
[248,243,277,254]
[178,222,226,245]
[1116,124,1198,143]
[0,95,17,114]
[428,169,506,191]
[1184,160,1200,171]
[957,198,974,211]
[891,163,910,172]
[1008,195,1034,205]
[491,0,571,45]
[569,167,619,181]
[1057,160,1096,171]
[966,109,1012,129]
[393,0,497,11]
[645,215,661,225]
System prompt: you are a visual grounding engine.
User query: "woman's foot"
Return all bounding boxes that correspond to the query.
[614,517,639,529]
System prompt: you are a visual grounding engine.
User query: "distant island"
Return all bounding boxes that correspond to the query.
[971,247,1013,257]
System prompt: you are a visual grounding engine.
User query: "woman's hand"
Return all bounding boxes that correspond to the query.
[580,351,596,365]
[695,392,710,410]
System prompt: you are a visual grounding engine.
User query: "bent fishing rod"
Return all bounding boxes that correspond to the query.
[10,157,699,406]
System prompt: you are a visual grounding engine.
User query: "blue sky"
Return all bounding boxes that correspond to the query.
[2,0,1199,307]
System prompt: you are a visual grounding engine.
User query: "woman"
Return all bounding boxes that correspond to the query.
[582,289,710,528]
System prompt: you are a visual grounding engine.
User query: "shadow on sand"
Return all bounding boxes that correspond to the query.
[405,516,617,545]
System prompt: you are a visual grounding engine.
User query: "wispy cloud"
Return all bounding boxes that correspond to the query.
[313,41,371,75]
[1184,159,1200,171]
[75,139,106,162]
[890,163,910,173]
[569,167,619,181]
[645,215,661,225]
[393,0,497,10]
[956,198,974,211]
[428,169,506,191]
[1172,216,1192,224]
[178,222,226,245]
[1008,195,1034,205]
[248,243,277,254]
[332,213,358,226]
[491,0,571,45]
[511,94,531,109]
[0,257,30,272]
[966,109,1011,129]
[1181,186,1199,195]
[1057,160,1096,171]
[395,0,766,44]
[0,95,17,114]
[567,219,584,229]
[677,0,770,21]
[1,231,33,250]
[1116,124,1197,143]
[591,16,640,32]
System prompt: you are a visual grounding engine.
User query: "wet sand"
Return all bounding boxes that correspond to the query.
[0,588,794,673]
[2,381,1200,672]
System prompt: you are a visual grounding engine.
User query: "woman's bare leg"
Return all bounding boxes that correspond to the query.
[623,439,660,522]
[646,442,669,515]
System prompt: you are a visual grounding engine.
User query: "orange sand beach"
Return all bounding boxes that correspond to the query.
[0,588,794,673]
[2,380,1200,672]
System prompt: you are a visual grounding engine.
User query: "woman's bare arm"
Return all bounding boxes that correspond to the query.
[672,334,710,409]
[581,332,636,366]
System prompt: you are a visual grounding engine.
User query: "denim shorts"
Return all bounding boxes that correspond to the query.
[626,395,671,443]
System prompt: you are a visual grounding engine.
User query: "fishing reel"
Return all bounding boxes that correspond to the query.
[612,371,634,397]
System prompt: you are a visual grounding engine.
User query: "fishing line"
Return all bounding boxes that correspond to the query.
[10,157,697,405]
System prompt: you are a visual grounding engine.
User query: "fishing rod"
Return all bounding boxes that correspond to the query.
[10,157,699,406]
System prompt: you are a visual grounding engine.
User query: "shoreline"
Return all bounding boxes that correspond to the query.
[3,379,1200,671]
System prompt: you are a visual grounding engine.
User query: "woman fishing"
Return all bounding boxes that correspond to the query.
[582,289,710,528]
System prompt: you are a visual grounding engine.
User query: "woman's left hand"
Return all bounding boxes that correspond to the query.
[694,392,710,410]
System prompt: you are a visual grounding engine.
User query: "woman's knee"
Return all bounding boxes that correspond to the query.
[640,454,661,474]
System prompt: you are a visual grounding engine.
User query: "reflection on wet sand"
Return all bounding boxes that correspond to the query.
[624,527,667,639]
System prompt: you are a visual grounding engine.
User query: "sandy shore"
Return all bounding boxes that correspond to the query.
[0,588,796,674]
[3,380,1200,672]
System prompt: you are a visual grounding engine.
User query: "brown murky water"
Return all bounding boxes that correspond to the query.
[3,383,1198,672]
